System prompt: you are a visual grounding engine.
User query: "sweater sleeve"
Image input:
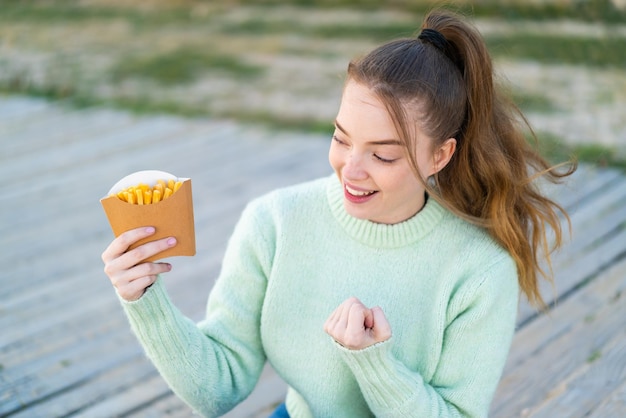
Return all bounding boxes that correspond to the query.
[335,255,519,418]
[119,199,275,417]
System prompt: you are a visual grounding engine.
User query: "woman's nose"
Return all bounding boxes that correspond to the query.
[343,153,368,180]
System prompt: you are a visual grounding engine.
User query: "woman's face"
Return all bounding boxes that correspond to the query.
[329,80,439,224]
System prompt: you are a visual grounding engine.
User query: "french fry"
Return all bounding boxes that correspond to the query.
[116,191,127,202]
[144,190,152,205]
[113,178,184,205]
[127,191,136,204]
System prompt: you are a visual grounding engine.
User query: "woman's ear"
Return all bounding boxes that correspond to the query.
[430,138,457,176]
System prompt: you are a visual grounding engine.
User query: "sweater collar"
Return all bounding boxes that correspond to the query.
[326,175,447,248]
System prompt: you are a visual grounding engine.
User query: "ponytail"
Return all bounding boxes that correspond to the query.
[347,9,576,307]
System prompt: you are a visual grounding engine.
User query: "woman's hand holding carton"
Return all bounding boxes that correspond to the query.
[101,226,177,301]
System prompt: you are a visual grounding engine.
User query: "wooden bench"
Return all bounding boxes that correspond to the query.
[1,96,624,417]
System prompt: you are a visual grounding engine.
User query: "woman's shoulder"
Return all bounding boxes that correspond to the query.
[436,211,520,312]
[227,176,333,247]
[249,175,332,211]
[239,175,333,226]
[436,204,514,267]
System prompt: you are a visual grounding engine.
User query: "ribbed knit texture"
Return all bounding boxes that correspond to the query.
[120,175,519,417]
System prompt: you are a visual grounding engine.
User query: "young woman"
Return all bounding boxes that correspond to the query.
[102,8,574,418]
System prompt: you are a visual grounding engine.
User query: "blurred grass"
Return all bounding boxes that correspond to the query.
[513,92,558,114]
[486,35,626,68]
[0,2,196,25]
[535,132,626,169]
[111,48,264,84]
[4,2,624,69]
[222,21,626,68]
[2,0,625,23]
[1,0,625,168]
[237,0,626,23]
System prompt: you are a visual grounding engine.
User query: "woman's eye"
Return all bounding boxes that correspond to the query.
[332,135,346,145]
[374,154,397,164]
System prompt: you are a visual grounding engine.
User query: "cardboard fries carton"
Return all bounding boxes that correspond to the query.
[100,170,196,262]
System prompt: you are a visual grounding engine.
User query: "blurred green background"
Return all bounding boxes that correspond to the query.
[1,0,625,167]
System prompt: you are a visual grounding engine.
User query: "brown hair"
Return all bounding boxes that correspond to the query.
[347,9,576,307]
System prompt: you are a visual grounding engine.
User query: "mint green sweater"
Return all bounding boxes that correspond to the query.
[121,175,519,417]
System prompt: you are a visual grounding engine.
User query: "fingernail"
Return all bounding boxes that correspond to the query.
[167,237,177,246]
[145,227,155,234]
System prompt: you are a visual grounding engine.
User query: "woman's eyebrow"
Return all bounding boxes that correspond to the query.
[334,120,349,136]
[334,119,402,146]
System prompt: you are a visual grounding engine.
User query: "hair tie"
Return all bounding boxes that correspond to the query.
[418,28,448,52]
[418,28,461,72]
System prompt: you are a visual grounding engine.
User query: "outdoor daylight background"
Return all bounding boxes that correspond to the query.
[1,0,626,166]
[2,0,626,417]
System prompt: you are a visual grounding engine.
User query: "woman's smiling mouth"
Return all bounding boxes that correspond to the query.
[344,183,378,203]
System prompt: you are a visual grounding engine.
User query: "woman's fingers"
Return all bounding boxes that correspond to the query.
[109,259,171,288]
[343,302,368,348]
[114,262,172,301]
[116,235,177,270]
[102,226,157,263]
[120,275,157,301]
[107,257,172,302]
[324,297,358,335]
[324,297,391,350]
[101,226,177,301]
[370,306,392,342]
